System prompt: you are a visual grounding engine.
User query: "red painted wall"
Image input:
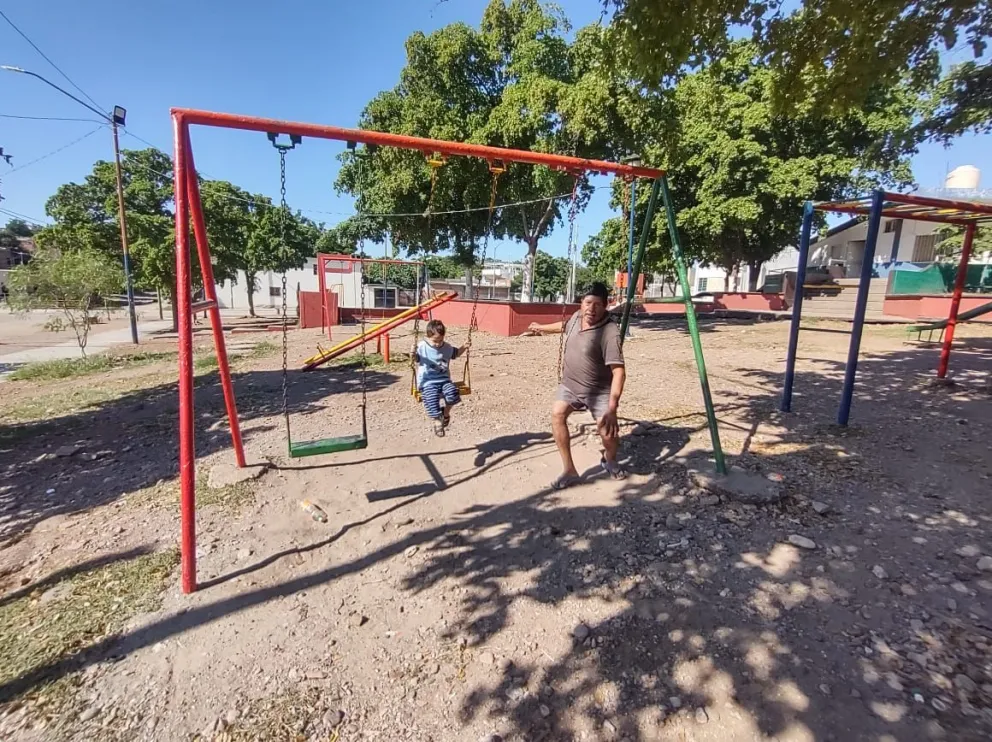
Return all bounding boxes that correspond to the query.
[884,295,992,322]
[429,300,581,336]
[508,302,579,336]
[299,291,338,330]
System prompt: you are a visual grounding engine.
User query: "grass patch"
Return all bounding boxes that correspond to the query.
[0,548,178,709]
[194,354,220,373]
[195,341,277,375]
[0,387,124,427]
[227,686,334,741]
[127,467,256,513]
[8,352,174,382]
[329,351,410,369]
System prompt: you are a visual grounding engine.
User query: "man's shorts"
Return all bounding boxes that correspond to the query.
[556,384,611,421]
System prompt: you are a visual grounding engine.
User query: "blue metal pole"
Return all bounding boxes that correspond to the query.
[780,201,814,412]
[837,189,885,425]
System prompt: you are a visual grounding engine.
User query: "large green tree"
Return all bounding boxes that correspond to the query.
[531,249,571,300]
[338,0,619,301]
[601,0,988,130]
[37,148,189,326]
[36,149,319,326]
[585,42,922,291]
[7,247,123,356]
[0,218,39,247]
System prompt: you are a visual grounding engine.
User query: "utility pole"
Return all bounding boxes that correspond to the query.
[2,65,139,344]
[111,119,138,343]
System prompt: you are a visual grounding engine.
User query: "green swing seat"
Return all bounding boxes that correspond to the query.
[288,432,367,458]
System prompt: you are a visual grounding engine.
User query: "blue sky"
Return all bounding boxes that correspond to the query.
[1,0,990,260]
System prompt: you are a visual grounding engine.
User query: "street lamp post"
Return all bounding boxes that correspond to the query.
[2,65,139,344]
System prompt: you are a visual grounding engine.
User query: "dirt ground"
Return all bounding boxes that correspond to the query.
[1,313,991,742]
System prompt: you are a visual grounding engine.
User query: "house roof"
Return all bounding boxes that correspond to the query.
[819,215,865,240]
[817,192,992,226]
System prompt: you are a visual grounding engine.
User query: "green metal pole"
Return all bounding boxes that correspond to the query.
[618,178,660,343]
[659,175,727,475]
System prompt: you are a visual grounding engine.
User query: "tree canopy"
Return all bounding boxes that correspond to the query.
[601,0,989,135]
[338,0,619,299]
[34,147,327,324]
[585,41,923,290]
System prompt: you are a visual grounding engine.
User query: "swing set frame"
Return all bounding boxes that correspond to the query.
[171,108,725,593]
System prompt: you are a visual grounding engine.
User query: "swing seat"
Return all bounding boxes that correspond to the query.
[411,382,471,403]
[288,434,368,458]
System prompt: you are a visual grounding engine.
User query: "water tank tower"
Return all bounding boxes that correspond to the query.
[945,165,981,190]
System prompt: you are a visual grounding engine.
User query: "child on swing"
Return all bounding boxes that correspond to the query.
[413,320,470,436]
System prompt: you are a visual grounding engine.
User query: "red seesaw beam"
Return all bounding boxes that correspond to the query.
[302,291,459,372]
[171,109,665,179]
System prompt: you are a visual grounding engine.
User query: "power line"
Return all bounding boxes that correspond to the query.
[0,205,49,224]
[120,128,166,152]
[4,126,105,175]
[0,9,104,112]
[0,113,105,123]
[118,128,611,220]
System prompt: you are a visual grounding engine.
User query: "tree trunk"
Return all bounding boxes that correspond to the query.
[168,282,179,333]
[525,238,539,302]
[747,259,762,292]
[157,288,164,320]
[464,264,474,300]
[245,272,257,318]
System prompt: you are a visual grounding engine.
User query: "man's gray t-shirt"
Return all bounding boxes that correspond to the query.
[560,311,624,396]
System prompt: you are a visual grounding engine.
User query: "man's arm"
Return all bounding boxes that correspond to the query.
[607,364,626,413]
[527,320,567,334]
[600,364,626,437]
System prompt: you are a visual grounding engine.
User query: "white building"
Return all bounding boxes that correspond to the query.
[807,217,946,277]
[213,256,419,313]
[480,259,523,288]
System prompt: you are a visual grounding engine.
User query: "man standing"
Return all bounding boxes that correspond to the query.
[528,281,626,490]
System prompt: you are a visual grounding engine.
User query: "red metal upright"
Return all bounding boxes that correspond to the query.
[184,130,247,468]
[937,223,977,379]
[174,114,197,594]
[318,255,329,337]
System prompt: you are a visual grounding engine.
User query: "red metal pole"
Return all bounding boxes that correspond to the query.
[383,333,390,364]
[172,108,664,179]
[318,254,329,338]
[937,223,977,379]
[184,132,247,468]
[173,113,197,594]
[882,191,992,217]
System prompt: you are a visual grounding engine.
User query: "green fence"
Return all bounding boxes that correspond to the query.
[889,263,992,295]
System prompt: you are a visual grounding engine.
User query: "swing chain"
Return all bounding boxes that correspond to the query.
[556,174,581,381]
[359,258,368,416]
[279,147,290,422]
[415,155,445,347]
[465,162,503,345]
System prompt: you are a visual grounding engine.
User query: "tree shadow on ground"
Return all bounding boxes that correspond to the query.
[1,335,990,740]
[630,313,784,335]
[396,336,991,741]
[0,364,399,546]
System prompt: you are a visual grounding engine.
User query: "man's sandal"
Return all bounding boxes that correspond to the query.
[550,474,580,491]
[601,458,627,480]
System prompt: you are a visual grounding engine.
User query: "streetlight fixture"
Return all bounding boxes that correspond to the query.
[2,65,139,345]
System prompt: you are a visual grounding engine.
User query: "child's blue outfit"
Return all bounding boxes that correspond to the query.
[414,339,462,419]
